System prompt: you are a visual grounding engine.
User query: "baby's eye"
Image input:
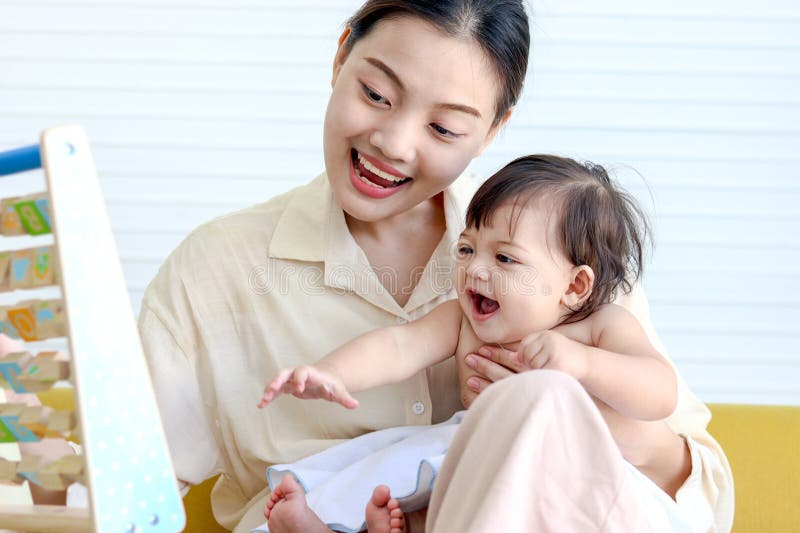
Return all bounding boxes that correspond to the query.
[496,253,515,264]
[457,245,473,257]
[362,84,389,105]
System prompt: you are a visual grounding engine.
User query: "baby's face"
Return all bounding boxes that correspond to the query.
[455,203,575,345]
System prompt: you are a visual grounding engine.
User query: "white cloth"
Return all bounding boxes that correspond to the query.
[252,412,464,533]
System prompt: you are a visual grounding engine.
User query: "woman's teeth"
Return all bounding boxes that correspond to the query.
[353,150,411,189]
[357,152,406,183]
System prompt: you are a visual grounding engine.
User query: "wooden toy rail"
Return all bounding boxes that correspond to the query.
[0,125,185,532]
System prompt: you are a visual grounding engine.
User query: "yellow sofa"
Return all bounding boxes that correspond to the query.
[37,391,799,532]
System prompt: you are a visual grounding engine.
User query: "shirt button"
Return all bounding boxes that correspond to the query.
[396,317,407,324]
[411,401,425,415]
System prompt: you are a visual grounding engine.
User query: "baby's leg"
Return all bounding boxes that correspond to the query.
[264,475,333,533]
[365,485,404,533]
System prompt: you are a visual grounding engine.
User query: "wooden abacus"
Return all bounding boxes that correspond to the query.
[0,125,185,532]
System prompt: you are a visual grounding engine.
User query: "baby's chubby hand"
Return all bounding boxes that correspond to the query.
[258,365,359,409]
[514,330,589,380]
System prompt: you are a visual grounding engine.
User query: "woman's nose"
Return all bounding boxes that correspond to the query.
[369,114,417,164]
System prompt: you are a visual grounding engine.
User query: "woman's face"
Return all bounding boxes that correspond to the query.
[324,16,506,222]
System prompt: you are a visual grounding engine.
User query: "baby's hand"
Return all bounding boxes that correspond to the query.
[514,330,588,380]
[258,365,359,409]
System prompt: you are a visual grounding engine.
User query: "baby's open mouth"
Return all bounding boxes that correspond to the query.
[469,289,500,318]
[352,149,412,189]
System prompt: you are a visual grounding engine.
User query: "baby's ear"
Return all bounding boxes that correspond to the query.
[561,265,595,308]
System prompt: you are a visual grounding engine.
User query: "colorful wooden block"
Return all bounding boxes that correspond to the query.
[35,300,67,339]
[0,351,33,392]
[13,195,51,236]
[0,197,24,236]
[6,302,38,341]
[0,457,18,483]
[31,246,56,287]
[39,455,85,491]
[9,248,34,290]
[0,403,26,418]
[13,453,86,491]
[0,402,76,439]
[15,454,44,486]
[0,307,21,338]
[0,415,39,442]
[17,354,71,393]
[0,251,11,291]
[0,417,18,442]
[17,404,45,425]
[34,196,52,230]
[44,409,77,433]
[2,299,67,341]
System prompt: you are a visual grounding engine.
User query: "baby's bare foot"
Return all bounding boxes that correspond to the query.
[264,475,333,533]
[365,485,405,533]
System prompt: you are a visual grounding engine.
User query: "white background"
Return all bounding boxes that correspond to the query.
[0,0,798,405]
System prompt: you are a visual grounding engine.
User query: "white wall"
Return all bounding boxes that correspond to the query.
[1,0,798,405]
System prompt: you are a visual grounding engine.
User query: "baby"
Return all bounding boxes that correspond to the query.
[258,155,678,533]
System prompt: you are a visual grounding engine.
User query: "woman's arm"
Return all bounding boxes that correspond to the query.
[259,300,463,408]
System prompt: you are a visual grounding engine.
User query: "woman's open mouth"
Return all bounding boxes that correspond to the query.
[469,289,500,322]
[349,149,412,199]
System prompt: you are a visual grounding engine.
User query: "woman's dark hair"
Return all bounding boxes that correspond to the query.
[466,155,652,325]
[344,0,530,124]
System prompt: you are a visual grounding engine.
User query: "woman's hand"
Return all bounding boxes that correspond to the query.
[258,365,359,409]
[464,331,589,394]
[463,345,528,395]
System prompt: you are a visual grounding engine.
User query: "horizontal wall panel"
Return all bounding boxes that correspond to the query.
[2,37,797,77]
[3,10,800,48]
[3,0,800,19]
[651,303,796,335]
[646,272,799,305]
[664,332,800,364]
[647,244,800,276]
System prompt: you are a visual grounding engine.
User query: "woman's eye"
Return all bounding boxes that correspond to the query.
[496,254,515,264]
[362,85,388,105]
[431,123,456,137]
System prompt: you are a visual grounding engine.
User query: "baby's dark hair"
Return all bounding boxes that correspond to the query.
[466,154,651,324]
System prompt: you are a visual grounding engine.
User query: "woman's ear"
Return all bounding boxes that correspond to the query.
[477,107,514,156]
[561,265,595,308]
[331,28,352,87]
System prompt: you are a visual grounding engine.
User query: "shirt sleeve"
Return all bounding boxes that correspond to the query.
[612,281,668,356]
[138,296,223,489]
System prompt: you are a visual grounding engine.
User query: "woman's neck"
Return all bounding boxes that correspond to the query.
[345,194,445,243]
[345,195,447,307]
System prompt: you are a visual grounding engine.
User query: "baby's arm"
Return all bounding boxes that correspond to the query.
[578,304,678,420]
[259,300,462,408]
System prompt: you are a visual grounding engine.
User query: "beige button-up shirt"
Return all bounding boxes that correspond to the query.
[139,172,732,532]
[138,173,471,529]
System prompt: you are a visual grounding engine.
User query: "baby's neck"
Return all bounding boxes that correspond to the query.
[481,339,523,355]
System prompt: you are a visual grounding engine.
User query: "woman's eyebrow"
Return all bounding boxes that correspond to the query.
[365,57,405,89]
[364,57,482,119]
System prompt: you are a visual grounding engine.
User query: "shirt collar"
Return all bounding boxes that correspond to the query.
[268,171,478,315]
[268,173,330,263]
